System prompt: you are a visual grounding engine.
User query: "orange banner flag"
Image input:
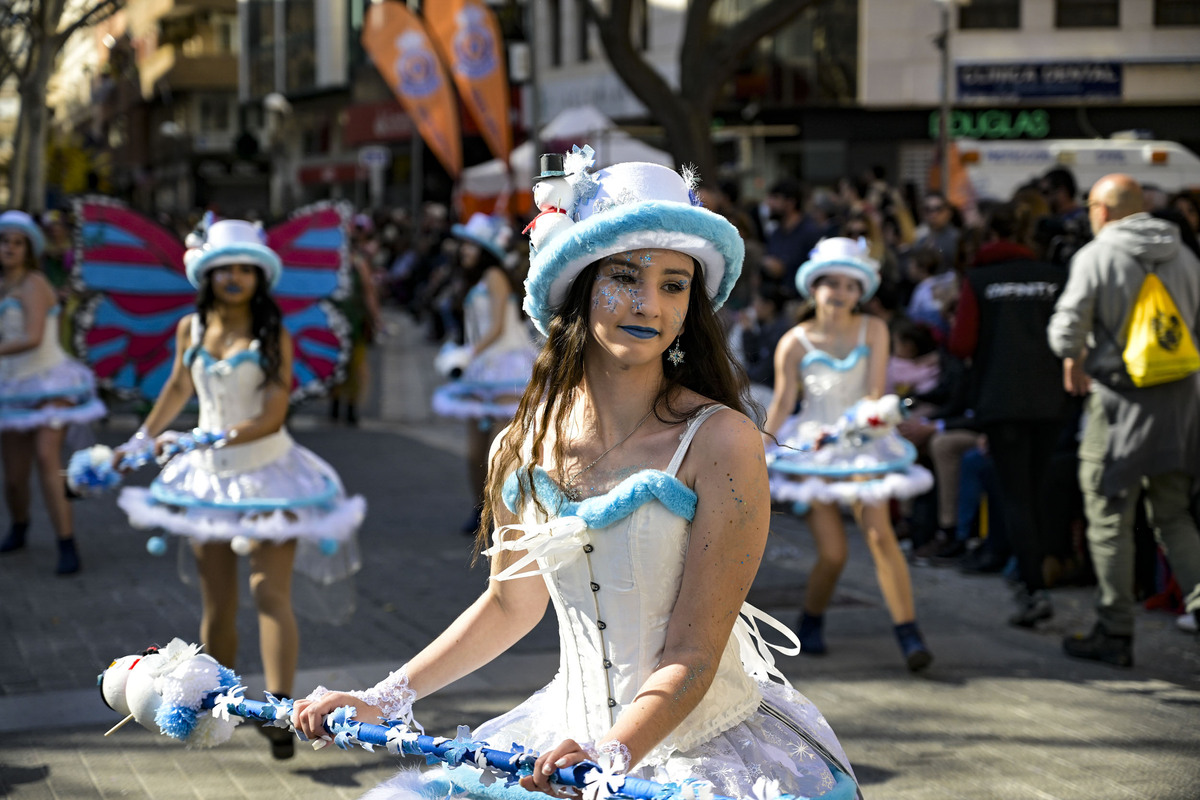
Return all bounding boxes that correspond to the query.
[425,0,512,163]
[362,1,462,178]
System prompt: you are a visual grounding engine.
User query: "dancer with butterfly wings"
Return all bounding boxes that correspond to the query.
[73,203,366,759]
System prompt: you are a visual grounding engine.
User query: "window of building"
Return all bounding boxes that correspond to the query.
[1056,0,1118,28]
[199,97,231,133]
[212,13,238,55]
[548,0,562,67]
[959,0,1020,29]
[284,0,316,94]
[1155,0,1200,25]
[246,0,276,99]
[576,0,590,63]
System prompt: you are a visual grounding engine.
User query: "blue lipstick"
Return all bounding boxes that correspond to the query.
[620,326,658,339]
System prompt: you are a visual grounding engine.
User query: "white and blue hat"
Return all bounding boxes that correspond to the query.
[795,237,881,301]
[0,210,46,259]
[183,218,282,289]
[523,151,744,337]
[450,212,511,263]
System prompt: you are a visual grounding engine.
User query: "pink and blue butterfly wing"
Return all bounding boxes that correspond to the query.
[72,199,192,400]
[267,203,352,399]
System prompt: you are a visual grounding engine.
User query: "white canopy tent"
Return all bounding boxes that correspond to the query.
[460,105,674,199]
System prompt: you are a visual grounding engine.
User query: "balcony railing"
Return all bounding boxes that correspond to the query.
[139,44,237,99]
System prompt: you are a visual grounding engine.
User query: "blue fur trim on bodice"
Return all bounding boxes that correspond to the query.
[183,346,264,371]
[801,344,869,372]
[502,465,698,526]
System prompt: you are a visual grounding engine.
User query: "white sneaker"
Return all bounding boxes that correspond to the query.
[1176,613,1199,633]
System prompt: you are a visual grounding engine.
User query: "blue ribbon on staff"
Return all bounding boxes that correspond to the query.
[66,429,227,496]
[199,689,857,800]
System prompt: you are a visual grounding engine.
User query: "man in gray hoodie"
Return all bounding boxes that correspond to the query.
[1048,173,1200,667]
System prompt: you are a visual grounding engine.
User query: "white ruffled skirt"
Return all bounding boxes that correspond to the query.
[432,348,535,420]
[360,680,857,800]
[0,358,106,431]
[117,440,366,546]
[768,418,933,507]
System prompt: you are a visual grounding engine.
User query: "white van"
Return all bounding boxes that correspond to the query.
[956,138,1200,201]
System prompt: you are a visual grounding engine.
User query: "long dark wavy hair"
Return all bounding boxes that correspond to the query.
[196,266,285,387]
[478,257,756,552]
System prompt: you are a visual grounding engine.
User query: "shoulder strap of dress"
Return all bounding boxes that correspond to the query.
[857,316,869,346]
[189,314,201,346]
[793,325,814,351]
[666,404,727,476]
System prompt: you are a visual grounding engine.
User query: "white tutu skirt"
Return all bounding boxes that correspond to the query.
[361,681,856,800]
[117,443,366,545]
[0,358,106,431]
[433,348,534,420]
[768,422,933,507]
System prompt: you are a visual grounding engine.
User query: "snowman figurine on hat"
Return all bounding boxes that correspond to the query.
[523,153,577,254]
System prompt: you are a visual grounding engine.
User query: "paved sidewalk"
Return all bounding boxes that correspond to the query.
[1,310,1198,799]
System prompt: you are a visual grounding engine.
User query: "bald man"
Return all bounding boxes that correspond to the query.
[1048,173,1200,667]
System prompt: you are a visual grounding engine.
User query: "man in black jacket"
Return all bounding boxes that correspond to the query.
[949,203,1072,628]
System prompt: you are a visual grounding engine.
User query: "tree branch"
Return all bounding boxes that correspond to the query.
[712,0,818,72]
[55,0,122,46]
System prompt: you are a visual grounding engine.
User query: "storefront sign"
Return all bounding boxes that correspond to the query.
[929,109,1050,140]
[958,62,1122,99]
[342,102,415,148]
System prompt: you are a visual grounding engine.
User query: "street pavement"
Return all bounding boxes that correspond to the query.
[1,310,1198,800]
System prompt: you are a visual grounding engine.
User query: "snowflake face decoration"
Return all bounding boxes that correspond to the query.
[594,261,646,314]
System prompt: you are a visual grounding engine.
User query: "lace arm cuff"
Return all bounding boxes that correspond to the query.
[347,667,423,732]
[581,740,631,773]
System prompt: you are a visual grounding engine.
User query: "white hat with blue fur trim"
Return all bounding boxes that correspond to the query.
[523,155,744,337]
[795,237,881,301]
[450,213,511,263]
[184,218,283,289]
[0,210,46,259]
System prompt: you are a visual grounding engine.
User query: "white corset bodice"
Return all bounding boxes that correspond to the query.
[496,406,796,761]
[0,299,67,380]
[464,279,531,355]
[185,316,291,475]
[791,320,870,429]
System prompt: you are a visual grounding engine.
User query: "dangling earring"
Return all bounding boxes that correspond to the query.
[667,337,685,366]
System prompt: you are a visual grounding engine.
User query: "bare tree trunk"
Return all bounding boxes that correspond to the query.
[9,104,32,208]
[15,57,53,212]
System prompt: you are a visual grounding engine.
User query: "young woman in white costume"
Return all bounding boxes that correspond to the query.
[295,155,859,800]
[0,210,106,574]
[433,212,537,534]
[115,219,365,759]
[763,237,934,671]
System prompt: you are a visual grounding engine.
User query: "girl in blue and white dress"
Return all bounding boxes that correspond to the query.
[433,213,537,534]
[763,237,934,672]
[295,157,859,800]
[116,219,365,759]
[0,210,106,574]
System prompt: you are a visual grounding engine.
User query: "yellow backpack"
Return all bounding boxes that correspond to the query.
[1122,270,1200,387]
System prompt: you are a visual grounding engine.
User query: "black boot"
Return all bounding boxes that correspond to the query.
[329,398,341,422]
[1063,623,1133,667]
[1009,586,1054,628]
[894,621,933,672]
[346,403,359,427]
[0,521,28,553]
[55,537,80,575]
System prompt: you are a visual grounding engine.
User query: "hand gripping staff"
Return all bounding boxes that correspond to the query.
[66,428,229,497]
[99,640,859,800]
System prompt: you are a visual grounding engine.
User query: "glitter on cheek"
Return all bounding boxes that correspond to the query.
[592,275,644,314]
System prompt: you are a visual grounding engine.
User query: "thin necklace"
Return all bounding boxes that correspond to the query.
[560,407,655,502]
